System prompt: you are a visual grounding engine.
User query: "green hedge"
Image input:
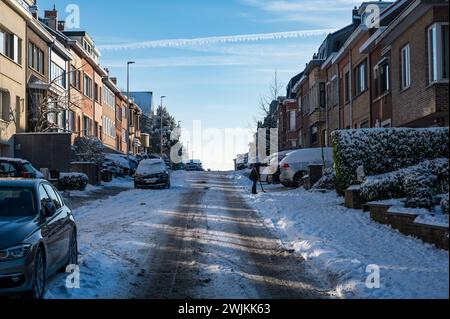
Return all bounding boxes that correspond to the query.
[332,128,449,194]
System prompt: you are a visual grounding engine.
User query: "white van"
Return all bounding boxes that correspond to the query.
[279,148,333,187]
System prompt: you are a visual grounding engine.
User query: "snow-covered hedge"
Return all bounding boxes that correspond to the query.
[312,168,336,190]
[360,158,449,210]
[59,173,88,191]
[332,128,449,194]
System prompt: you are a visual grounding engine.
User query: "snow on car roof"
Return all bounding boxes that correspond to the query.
[0,157,29,164]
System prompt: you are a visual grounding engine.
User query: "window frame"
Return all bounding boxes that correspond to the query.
[83,74,93,99]
[355,60,368,96]
[428,23,449,83]
[401,44,411,90]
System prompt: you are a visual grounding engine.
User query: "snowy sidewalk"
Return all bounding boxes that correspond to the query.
[232,173,449,299]
[45,172,190,299]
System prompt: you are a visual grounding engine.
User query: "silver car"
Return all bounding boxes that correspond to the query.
[279,148,333,187]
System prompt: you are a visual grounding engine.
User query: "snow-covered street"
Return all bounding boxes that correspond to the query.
[43,171,449,299]
[45,171,330,299]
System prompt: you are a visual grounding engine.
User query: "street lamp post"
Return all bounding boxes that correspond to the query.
[160,95,166,157]
[126,61,135,160]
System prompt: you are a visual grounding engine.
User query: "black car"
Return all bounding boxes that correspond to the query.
[0,179,78,299]
[0,158,45,179]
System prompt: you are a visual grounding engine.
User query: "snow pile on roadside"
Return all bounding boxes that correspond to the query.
[231,172,449,299]
[46,172,187,299]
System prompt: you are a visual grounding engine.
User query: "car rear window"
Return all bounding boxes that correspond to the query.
[0,162,18,177]
[0,187,37,217]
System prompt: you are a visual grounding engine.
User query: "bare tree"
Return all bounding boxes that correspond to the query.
[29,64,89,133]
[258,69,284,119]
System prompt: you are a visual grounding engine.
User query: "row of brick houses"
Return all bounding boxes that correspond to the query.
[1,0,148,158]
[275,0,448,152]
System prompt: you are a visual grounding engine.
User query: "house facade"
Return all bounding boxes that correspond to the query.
[277,0,448,152]
[0,0,31,157]
[366,0,449,128]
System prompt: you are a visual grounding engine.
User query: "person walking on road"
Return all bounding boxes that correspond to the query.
[250,163,260,195]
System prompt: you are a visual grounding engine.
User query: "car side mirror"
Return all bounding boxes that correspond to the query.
[42,199,57,218]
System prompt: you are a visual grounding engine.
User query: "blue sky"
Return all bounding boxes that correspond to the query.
[39,0,361,170]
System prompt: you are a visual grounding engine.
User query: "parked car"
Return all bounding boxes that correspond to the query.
[134,159,171,189]
[260,151,293,184]
[0,158,45,180]
[279,148,333,187]
[185,160,203,171]
[0,179,78,299]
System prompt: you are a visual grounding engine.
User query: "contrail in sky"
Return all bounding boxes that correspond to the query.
[98,28,336,51]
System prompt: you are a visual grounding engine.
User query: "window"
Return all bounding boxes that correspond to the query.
[102,116,115,137]
[51,61,66,88]
[0,162,16,176]
[0,31,4,56]
[311,126,318,144]
[0,90,11,122]
[289,110,296,131]
[360,120,370,128]
[83,116,92,136]
[68,111,75,132]
[428,23,449,82]
[116,105,121,121]
[319,82,326,108]
[43,184,62,209]
[84,75,93,98]
[344,72,350,103]
[355,60,367,95]
[94,83,100,102]
[103,86,115,107]
[0,29,22,64]
[401,45,411,89]
[38,185,51,208]
[122,106,126,119]
[70,65,82,90]
[374,59,390,97]
[28,42,44,74]
[326,75,339,108]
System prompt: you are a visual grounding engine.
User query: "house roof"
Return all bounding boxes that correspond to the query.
[286,72,304,98]
[360,0,415,53]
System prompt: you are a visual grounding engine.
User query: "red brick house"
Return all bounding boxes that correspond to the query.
[361,0,449,128]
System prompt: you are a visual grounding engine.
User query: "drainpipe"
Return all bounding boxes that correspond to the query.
[349,50,353,128]
[368,53,373,127]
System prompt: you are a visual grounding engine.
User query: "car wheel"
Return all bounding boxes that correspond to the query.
[166,182,171,189]
[293,172,305,188]
[29,248,45,299]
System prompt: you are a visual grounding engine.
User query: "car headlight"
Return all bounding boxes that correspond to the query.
[0,244,32,261]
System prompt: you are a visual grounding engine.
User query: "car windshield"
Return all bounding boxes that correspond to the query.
[137,161,165,175]
[0,187,37,217]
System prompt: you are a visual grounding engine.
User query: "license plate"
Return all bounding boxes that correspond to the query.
[145,178,159,183]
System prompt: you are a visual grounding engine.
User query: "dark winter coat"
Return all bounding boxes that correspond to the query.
[250,167,259,181]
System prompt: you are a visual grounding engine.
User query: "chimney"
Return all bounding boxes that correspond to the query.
[29,4,39,19]
[110,77,118,85]
[44,6,58,31]
[352,6,361,27]
[58,21,65,31]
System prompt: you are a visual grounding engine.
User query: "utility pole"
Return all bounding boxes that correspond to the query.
[160,95,166,157]
[126,61,135,160]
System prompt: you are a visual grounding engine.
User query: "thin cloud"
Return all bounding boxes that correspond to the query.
[98,29,335,51]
